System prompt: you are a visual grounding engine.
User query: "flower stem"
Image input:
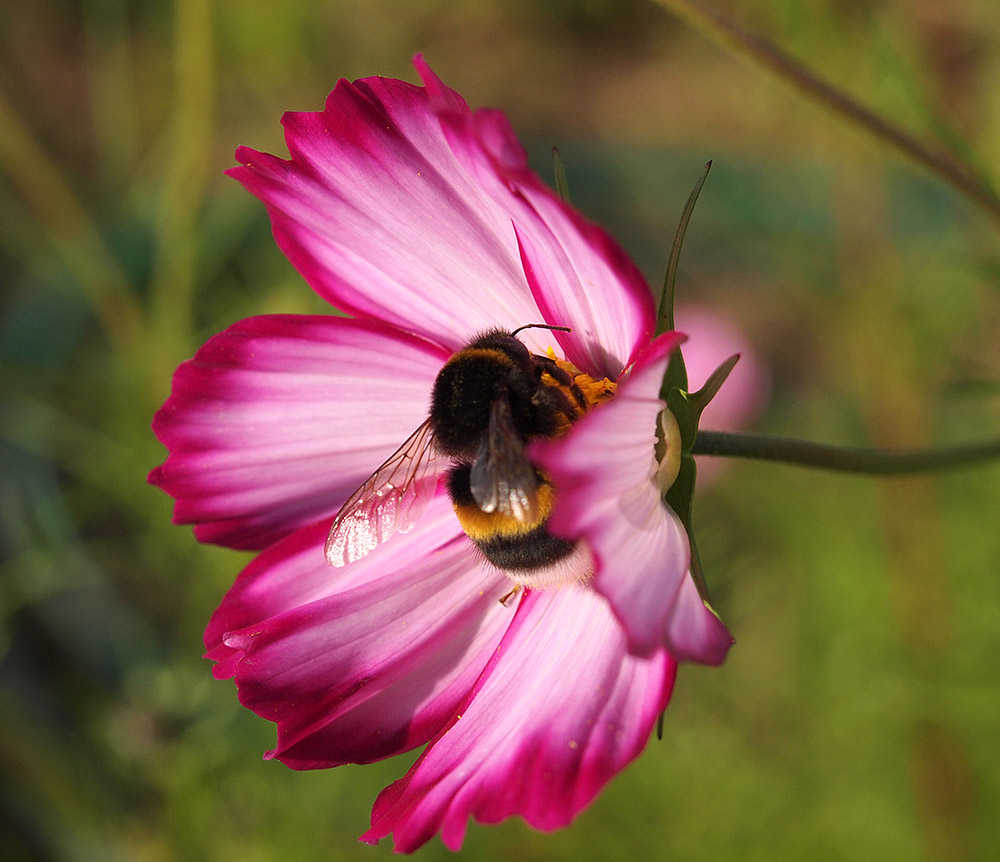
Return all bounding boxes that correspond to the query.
[692,430,1000,475]
[652,0,1000,226]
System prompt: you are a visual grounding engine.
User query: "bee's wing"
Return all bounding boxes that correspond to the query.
[469,394,539,523]
[325,419,440,566]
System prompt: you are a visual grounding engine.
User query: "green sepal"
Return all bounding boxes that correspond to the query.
[663,452,713,603]
[660,346,689,403]
[660,353,741,608]
[665,352,741,453]
[656,160,712,336]
[689,353,740,419]
[665,448,697,527]
[650,161,722,636]
[656,162,711,402]
[667,386,698,451]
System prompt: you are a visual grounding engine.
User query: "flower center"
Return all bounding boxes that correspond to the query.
[544,353,617,433]
[655,407,682,492]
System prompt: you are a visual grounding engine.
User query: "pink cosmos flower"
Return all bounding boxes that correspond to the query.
[677,304,768,434]
[676,304,770,483]
[149,57,733,852]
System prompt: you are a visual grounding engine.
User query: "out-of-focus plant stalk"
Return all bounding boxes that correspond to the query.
[83,0,141,179]
[652,0,1000,226]
[1,391,148,508]
[0,88,143,353]
[149,0,214,369]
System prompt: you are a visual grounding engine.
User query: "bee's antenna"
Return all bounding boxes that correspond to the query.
[510,323,572,337]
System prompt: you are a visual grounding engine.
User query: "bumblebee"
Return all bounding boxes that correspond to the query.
[325,325,613,584]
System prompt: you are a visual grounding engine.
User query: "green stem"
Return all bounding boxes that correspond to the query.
[693,430,1000,475]
[652,0,1000,226]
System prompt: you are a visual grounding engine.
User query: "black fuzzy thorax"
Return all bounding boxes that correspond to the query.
[429,329,560,456]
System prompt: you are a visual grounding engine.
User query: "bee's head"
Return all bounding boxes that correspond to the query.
[429,326,572,459]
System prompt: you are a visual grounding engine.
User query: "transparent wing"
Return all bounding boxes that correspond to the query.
[469,394,539,523]
[325,419,440,566]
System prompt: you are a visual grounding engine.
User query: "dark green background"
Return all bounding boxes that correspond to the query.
[2,1,998,859]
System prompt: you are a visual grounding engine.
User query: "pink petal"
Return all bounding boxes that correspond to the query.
[229,75,544,351]
[513,217,653,379]
[231,58,656,366]
[214,506,513,769]
[662,574,734,666]
[149,315,449,550]
[416,57,655,378]
[204,492,464,675]
[533,334,733,663]
[362,586,676,852]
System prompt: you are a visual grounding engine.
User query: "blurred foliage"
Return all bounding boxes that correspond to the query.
[1,0,998,859]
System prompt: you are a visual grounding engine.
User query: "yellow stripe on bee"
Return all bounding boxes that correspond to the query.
[445,347,512,367]
[453,482,558,540]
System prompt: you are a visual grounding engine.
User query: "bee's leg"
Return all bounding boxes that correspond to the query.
[532,354,588,412]
[530,384,581,428]
[499,585,521,606]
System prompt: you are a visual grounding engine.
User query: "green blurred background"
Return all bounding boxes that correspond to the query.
[2,0,998,859]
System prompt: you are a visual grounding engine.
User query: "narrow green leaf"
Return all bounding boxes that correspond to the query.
[656,160,712,336]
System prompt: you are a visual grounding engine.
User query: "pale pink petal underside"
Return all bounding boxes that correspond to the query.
[362,586,676,852]
[215,510,512,768]
[150,315,447,550]
[416,56,655,377]
[204,492,466,676]
[534,334,733,663]
[229,74,545,350]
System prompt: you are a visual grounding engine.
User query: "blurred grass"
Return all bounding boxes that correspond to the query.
[1,0,997,859]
